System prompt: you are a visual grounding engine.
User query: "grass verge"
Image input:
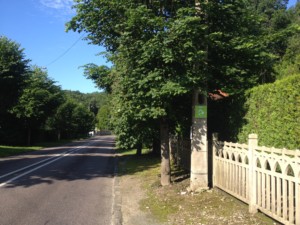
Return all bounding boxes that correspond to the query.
[118,149,280,225]
[0,146,42,157]
[0,139,73,157]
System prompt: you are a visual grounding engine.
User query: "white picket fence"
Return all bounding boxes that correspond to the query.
[213,133,300,225]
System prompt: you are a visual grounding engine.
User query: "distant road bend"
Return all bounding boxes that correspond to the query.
[0,135,118,225]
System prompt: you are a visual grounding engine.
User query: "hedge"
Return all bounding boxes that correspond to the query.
[238,74,300,149]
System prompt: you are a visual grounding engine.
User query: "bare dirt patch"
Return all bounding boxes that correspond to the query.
[120,174,162,225]
[118,151,280,225]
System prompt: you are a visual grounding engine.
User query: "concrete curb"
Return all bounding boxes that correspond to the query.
[111,154,122,225]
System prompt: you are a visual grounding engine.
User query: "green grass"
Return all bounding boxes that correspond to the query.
[117,148,160,177]
[34,139,73,148]
[0,145,42,157]
[117,148,175,222]
[116,148,138,156]
[0,139,73,157]
[118,149,279,225]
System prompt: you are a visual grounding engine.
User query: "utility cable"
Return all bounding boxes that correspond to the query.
[46,34,85,67]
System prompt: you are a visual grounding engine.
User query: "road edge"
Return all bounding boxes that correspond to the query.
[111,153,122,225]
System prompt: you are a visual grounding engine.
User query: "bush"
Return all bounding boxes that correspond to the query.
[238,74,300,149]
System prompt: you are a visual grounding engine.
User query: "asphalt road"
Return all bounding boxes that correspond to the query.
[0,135,117,225]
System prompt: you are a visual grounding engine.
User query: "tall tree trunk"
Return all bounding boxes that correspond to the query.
[57,130,61,141]
[152,136,160,156]
[136,142,142,156]
[160,118,171,186]
[27,127,31,146]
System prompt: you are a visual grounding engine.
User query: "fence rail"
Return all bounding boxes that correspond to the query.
[213,133,300,225]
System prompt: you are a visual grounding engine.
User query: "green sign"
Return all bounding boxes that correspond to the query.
[195,105,207,119]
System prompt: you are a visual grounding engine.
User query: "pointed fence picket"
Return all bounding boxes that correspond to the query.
[213,133,300,225]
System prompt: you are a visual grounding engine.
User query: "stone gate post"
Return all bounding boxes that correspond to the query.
[190,91,209,191]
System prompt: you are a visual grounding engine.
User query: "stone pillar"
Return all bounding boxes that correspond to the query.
[190,90,209,191]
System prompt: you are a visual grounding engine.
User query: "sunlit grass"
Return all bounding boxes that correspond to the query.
[116,148,153,156]
[117,148,160,176]
[116,148,137,156]
[118,148,277,225]
[0,139,73,157]
[0,145,42,157]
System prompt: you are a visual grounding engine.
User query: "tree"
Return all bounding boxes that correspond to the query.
[63,90,109,114]
[275,2,300,78]
[11,66,64,145]
[68,0,276,185]
[246,0,297,67]
[47,99,94,140]
[0,36,29,112]
[47,100,76,140]
[0,36,30,143]
[96,104,111,131]
[72,104,95,137]
[82,64,113,93]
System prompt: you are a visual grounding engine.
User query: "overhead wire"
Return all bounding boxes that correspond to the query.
[45,34,85,67]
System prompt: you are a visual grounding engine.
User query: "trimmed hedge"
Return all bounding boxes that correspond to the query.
[238,74,300,149]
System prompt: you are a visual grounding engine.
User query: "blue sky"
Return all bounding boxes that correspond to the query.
[0,0,107,93]
[0,0,298,93]
[288,0,298,7]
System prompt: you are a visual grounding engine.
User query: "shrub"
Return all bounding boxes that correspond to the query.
[238,74,300,149]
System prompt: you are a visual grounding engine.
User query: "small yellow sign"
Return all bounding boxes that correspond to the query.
[195,105,207,119]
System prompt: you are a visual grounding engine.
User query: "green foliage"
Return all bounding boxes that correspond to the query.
[47,99,94,139]
[82,64,113,93]
[68,0,298,153]
[238,74,300,149]
[206,0,276,92]
[0,36,105,145]
[0,36,30,140]
[275,2,300,78]
[0,36,29,112]
[72,104,95,135]
[11,66,64,126]
[68,0,282,150]
[10,66,64,144]
[246,0,291,57]
[66,0,128,52]
[47,100,76,137]
[208,95,246,142]
[63,90,109,112]
[96,104,111,130]
[0,145,41,157]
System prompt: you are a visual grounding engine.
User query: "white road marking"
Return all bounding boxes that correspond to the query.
[0,143,93,188]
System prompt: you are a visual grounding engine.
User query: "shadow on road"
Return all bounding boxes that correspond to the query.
[0,136,119,189]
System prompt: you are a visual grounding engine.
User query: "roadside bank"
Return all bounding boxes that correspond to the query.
[117,149,279,225]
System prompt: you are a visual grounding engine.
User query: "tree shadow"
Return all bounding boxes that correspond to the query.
[171,165,190,183]
[117,152,161,177]
[0,136,162,189]
[0,136,118,189]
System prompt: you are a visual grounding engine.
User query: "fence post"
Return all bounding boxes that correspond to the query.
[248,133,258,213]
[296,150,300,225]
[212,133,218,187]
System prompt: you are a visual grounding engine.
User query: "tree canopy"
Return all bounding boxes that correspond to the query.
[67,0,300,184]
[0,36,29,117]
[67,0,278,140]
[11,66,64,145]
[0,36,105,145]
